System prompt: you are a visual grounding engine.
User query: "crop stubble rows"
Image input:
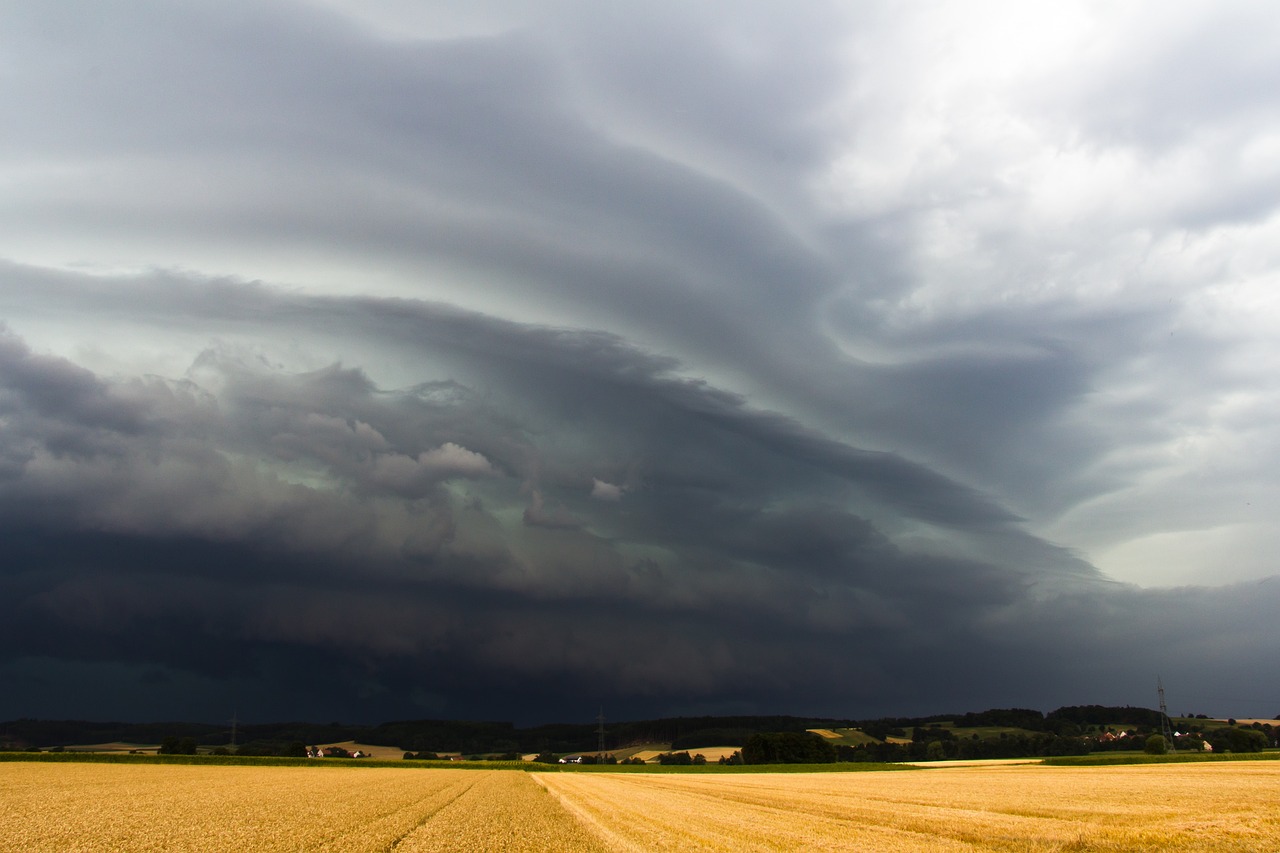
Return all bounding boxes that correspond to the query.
[5,761,1280,851]
[538,763,1280,851]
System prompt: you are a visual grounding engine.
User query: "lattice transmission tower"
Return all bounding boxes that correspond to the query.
[596,707,606,759]
[1157,676,1177,752]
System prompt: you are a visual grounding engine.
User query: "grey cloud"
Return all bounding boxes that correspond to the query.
[2,280,1271,721]
[0,327,153,436]
[1,0,1278,722]
[0,1,843,400]
[522,489,582,530]
[1062,2,1280,152]
[7,510,1275,721]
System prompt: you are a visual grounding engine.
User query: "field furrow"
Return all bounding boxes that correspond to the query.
[393,770,610,852]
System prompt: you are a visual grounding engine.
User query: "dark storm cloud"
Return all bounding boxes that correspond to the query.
[1,273,1276,722]
[2,0,1279,723]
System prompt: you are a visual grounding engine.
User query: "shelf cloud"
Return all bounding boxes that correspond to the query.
[1,0,1278,723]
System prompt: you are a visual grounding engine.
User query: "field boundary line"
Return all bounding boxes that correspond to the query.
[530,773,647,853]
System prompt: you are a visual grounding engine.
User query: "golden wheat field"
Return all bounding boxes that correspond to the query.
[0,763,607,853]
[4,761,1280,852]
[539,763,1280,851]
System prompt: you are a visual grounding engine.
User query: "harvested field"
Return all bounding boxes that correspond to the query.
[0,763,606,853]
[314,740,409,760]
[625,746,739,763]
[681,746,740,762]
[61,741,158,753]
[808,728,841,739]
[537,762,1280,851]
[6,759,1280,851]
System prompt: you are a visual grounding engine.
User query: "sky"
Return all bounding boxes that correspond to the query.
[1,0,1278,726]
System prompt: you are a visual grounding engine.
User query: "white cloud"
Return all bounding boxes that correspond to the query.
[590,478,623,501]
[1095,524,1280,588]
[370,445,494,494]
[418,442,495,477]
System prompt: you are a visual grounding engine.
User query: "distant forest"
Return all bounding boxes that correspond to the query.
[2,706,1275,762]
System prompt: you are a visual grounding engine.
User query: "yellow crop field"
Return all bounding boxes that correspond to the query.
[0,763,607,852]
[5,760,1280,851]
[536,763,1280,851]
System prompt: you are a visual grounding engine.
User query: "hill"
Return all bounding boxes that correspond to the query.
[4,706,1274,760]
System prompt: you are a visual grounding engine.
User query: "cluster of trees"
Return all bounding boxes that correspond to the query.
[1044,705,1164,731]
[157,736,199,755]
[846,714,1276,762]
[861,706,1166,737]
[655,751,708,765]
[1205,726,1270,753]
[838,732,1092,763]
[950,708,1047,730]
[158,738,317,757]
[5,720,216,749]
[232,741,310,757]
[1144,727,1270,755]
[742,732,837,764]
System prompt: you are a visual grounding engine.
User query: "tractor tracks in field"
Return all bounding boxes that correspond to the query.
[379,776,480,852]
[531,773,646,853]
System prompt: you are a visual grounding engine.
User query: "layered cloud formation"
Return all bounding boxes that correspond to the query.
[1,0,1278,722]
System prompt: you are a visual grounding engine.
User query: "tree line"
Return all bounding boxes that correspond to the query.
[5,706,1275,759]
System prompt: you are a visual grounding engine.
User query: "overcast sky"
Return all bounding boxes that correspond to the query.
[2,0,1278,725]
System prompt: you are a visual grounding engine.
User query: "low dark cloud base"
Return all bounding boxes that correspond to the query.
[2,274,1277,723]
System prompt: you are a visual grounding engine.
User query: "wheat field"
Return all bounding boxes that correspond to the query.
[539,763,1280,851]
[5,760,1280,851]
[0,763,607,852]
